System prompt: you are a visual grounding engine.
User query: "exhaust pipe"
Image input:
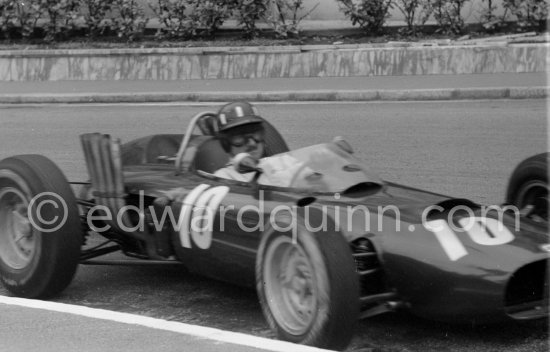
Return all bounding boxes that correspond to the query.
[80,133,141,238]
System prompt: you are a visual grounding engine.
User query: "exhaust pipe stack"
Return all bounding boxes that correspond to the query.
[80,133,140,236]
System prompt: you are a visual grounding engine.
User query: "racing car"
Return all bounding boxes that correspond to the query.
[0,108,548,351]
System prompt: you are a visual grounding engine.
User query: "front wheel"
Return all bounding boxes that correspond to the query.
[256,220,359,350]
[506,153,548,222]
[0,155,82,298]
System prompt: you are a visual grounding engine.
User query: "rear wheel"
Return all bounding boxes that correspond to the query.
[256,219,359,350]
[506,153,548,222]
[0,155,82,298]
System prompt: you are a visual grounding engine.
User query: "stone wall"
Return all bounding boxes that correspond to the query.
[0,43,546,81]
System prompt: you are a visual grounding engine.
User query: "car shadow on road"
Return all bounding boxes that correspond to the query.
[53,264,272,336]
[351,310,548,352]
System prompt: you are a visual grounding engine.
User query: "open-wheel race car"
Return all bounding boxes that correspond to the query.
[0,108,548,351]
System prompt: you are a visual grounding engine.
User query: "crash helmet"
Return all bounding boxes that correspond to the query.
[216,101,263,133]
[216,102,265,153]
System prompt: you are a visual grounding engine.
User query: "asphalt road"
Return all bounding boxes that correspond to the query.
[0,100,548,352]
[0,302,287,352]
[0,100,546,204]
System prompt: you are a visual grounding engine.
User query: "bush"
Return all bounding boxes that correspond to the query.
[82,0,112,38]
[479,0,496,22]
[503,0,548,30]
[112,0,149,41]
[335,0,392,34]
[149,0,233,39]
[40,0,81,41]
[0,0,16,38]
[187,0,233,37]
[0,0,546,43]
[149,0,192,38]
[267,0,319,38]
[0,0,42,38]
[393,0,432,34]
[428,0,470,34]
[477,0,501,30]
[233,0,269,38]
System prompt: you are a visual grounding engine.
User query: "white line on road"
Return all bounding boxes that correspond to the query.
[0,295,332,352]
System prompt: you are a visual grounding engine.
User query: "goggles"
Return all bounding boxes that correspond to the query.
[229,131,265,147]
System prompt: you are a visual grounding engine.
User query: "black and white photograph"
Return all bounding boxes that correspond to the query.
[0,1,548,351]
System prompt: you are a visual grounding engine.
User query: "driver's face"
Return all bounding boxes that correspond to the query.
[230,132,265,160]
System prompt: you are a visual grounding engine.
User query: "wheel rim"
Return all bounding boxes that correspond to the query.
[263,236,317,335]
[0,187,37,269]
[515,180,548,221]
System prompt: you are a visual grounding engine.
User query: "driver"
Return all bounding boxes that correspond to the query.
[213,102,314,187]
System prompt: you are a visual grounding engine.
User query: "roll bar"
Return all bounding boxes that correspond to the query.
[175,111,217,174]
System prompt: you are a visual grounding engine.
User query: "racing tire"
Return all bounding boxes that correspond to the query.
[0,155,82,298]
[506,153,548,222]
[256,219,359,350]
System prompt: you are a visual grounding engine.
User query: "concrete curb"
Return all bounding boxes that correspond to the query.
[0,87,547,104]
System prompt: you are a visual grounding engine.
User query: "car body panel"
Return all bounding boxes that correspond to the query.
[105,134,550,323]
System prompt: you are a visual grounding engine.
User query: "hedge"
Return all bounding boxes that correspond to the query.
[0,0,546,42]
